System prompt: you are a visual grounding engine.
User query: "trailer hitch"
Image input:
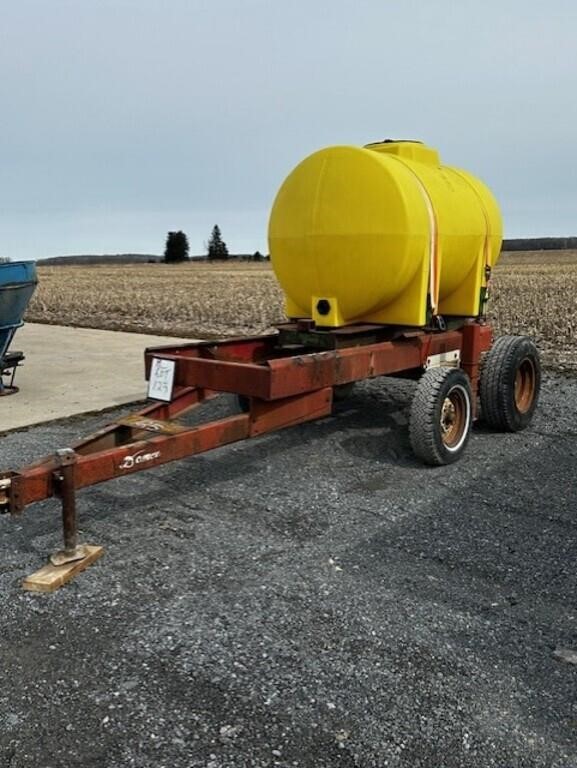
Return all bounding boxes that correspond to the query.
[2,455,86,565]
[0,476,10,511]
[0,472,24,515]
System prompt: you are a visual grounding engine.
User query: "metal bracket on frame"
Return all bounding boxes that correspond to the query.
[424,349,461,369]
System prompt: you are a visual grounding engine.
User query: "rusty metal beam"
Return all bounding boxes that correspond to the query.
[153,355,273,399]
[148,329,473,403]
[250,388,333,436]
[73,386,210,456]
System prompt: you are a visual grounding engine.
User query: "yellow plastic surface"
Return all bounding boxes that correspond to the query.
[268,141,502,327]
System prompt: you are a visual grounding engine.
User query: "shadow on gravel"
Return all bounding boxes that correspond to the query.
[344,433,577,763]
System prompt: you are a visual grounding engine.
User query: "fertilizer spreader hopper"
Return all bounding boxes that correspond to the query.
[0,261,37,395]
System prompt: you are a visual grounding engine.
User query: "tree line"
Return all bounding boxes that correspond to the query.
[502,237,577,251]
[164,226,266,263]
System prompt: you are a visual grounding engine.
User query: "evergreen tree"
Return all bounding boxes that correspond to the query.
[207,225,229,260]
[164,231,189,263]
[252,250,263,262]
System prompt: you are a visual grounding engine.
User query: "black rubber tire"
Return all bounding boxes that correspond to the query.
[479,335,540,432]
[333,382,355,402]
[409,367,473,466]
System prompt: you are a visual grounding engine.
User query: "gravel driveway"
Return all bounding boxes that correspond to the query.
[1,373,576,768]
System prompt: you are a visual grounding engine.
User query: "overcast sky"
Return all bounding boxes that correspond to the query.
[2,0,576,260]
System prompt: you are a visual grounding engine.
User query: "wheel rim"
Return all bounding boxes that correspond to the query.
[440,385,469,450]
[514,357,536,413]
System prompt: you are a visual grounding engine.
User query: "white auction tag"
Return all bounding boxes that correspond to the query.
[147,358,176,401]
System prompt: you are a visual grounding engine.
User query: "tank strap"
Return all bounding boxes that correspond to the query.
[412,174,440,314]
[388,158,440,314]
[451,169,492,278]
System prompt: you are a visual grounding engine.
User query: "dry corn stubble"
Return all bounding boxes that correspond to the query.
[489,251,577,371]
[28,262,285,338]
[26,252,577,371]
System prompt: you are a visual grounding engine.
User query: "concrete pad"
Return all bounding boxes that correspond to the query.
[1,323,193,432]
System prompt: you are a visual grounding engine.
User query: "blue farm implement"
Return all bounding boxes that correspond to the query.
[0,261,37,395]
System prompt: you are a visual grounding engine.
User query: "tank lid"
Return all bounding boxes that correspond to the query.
[365,140,440,166]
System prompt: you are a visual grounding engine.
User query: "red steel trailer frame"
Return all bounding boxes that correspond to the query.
[0,319,494,574]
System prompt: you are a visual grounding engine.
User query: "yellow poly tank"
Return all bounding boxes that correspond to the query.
[268,140,502,327]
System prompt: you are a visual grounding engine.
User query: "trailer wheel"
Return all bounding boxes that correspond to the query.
[333,382,355,401]
[409,367,473,466]
[480,335,540,431]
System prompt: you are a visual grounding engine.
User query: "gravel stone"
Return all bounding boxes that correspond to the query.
[553,648,577,666]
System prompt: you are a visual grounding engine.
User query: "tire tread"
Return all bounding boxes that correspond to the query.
[480,335,540,431]
[410,367,472,466]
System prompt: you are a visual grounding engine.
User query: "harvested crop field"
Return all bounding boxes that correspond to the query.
[26,250,577,371]
[27,262,284,339]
